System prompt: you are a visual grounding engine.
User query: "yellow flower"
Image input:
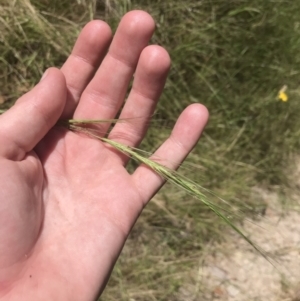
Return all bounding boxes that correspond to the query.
[278,85,288,102]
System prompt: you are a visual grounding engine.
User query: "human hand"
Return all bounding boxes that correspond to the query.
[0,10,208,301]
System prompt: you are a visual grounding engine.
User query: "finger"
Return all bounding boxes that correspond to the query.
[131,104,209,205]
[73,10,156,133]
[108,45,170,165]
[0,68,66,161]
[60,20,112,118]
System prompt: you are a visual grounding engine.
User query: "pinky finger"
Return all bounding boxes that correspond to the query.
[131,103,209,205]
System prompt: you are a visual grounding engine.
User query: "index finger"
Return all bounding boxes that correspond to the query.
[60,20,112,118]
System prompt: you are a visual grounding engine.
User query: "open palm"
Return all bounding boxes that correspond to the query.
[0,11,208,301]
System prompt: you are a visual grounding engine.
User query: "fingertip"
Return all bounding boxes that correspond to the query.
[139,45,171,76]
[37,67,67,116]
[131,45,170,98]
[110,10,156,64]
[83,19,112,36]
[13,68,67,118]
[120,10,156,33]
[41,67,67,88]
[185,103,210,127]
[73,20,112,56]
[171,103,209,150]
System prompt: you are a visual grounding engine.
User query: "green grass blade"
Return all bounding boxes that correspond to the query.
[67,125,269,261]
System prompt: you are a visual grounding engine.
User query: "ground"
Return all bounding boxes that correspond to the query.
[179,188,300,301]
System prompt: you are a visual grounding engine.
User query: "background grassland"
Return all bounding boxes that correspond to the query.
[1,0,300,300]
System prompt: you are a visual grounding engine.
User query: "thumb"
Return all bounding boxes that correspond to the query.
[0,68,67,160]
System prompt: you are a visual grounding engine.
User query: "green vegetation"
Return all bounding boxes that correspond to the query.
[1,0,300,300]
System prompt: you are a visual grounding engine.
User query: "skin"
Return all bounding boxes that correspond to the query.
[0,10,209,301]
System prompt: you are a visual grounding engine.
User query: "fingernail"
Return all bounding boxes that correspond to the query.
[40,69,49,82]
